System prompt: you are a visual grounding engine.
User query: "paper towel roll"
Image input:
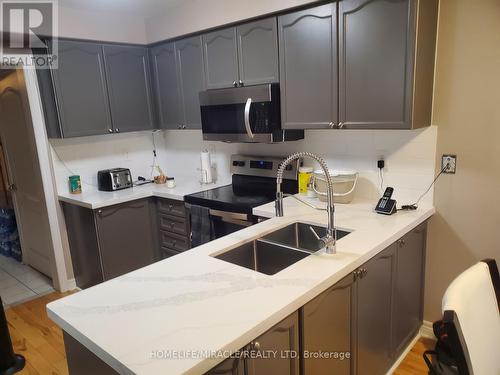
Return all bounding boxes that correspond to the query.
[201,150,213,184]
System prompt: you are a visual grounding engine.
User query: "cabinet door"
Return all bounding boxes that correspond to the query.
[205,357,244,375]
[150,42,182,129]
[338,0,415,129]
[103,45,154,132]
[96,199,157,280]
[357,245,396,375]
[302,273,355,375]
[202,28,239,89]
[236,18,279,86]
[51,41,112,137]
[176,36,205,129]
[278,4,337,129]
[247,311,299,375]
[392,224,426,356]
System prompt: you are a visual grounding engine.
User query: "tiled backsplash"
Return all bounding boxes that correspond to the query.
[50,126,438,206]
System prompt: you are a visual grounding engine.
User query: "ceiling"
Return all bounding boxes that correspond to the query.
[59,0,184,18]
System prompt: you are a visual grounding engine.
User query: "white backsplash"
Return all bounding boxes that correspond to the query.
[50,126,438,206]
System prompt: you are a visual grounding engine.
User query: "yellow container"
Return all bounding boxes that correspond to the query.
[298,167,313,194]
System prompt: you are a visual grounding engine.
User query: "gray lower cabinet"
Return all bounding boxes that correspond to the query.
[278,3,338,129]
[103,45,154,133]
[392,224,426,357]
[207,311,299,375]
[62,198,159,288]
[156,197,191,259]
[338,0,438,129]
[150,41,182,129]
[302,273,355,375]
[356,245,396,375]
[203,27,239,89]
[176,36,205,129]
[236,18,279,86]
[95,199,158,280]
[50,40,113,137]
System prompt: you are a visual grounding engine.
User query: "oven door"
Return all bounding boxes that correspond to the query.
[199,83,280,143]
[209,209,256,239]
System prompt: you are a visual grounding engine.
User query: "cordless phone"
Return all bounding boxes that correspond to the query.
[375,187,397,215]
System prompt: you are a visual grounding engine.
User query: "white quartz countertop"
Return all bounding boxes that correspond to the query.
[57,177,231,209]
[47,197,435,375]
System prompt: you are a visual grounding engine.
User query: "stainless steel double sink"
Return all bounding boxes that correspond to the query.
[213,222,350,275]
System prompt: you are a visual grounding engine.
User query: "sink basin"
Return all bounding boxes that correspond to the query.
[261,222,351,253]
[214,239,310,275]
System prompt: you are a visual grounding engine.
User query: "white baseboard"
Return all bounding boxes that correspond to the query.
[386,333,421,374]
[420,320,435,339]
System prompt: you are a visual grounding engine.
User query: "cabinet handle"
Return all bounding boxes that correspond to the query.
[338,122,345,129]
[238,80,244,87]
[97,209,103,217]
[232,81,238,87]
[250,341,261,351]
[115,128,120,133]
[182,125,187,129]
[168,204,173,210]
[398,239,406,247]
[329,121,335,129]
[108,128,113,133]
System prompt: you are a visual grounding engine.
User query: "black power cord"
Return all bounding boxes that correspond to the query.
[400,162,450,211]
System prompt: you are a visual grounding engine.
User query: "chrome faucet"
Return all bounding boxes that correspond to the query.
[276,152,337,254]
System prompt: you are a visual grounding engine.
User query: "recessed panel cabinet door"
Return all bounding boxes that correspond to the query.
[103,45,154,132]
[51,41,112,137]
[150,42,182,129]
[247,311,299,375]
[302,273,355,375]
[176,36,205,129]
[95,199,157,280]
[392,225,425,356]
[339,0,415,129]
[237,18,279,86]
[202,28,239,89]
[357,245,396,375]
[278,4,337,129]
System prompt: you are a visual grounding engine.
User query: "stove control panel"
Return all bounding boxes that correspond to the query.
[230,155,298,180]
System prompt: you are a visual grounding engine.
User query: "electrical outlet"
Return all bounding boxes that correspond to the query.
[442,154,457,174]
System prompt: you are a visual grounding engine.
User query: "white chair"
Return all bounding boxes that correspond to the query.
[441,258,500,375]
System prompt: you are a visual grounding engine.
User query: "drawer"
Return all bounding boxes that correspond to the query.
[160,246,180,259]
[159,230,190,252]
[159,213,188,236]
[157,198,186,218]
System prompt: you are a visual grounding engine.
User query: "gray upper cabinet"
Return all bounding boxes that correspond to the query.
[202,28,239,89]
[95,199,157,280]
[51,40,112,137]
[338,0,438,129]
[103,45,154,133]
[176,36,205,129]
[357,245,396,375]
[150,42,182,129]
[302,273,355,375]
[236,18,279,86]
[278,4,338,129]
[392,225,425,356]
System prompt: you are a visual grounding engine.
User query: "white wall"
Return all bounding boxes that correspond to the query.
[58,5,147,44]
[50,131,160,193]
[145,0,319,43]
[51,127,438,207]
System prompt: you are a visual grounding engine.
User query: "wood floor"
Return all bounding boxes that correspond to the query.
[4,292,434,375]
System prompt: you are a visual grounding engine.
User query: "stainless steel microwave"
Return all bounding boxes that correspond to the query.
[199,83,304,143]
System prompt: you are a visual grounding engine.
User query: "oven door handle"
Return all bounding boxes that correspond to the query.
[244,98,254,139]
[209,209,253,227]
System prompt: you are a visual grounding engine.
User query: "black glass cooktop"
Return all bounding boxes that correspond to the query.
[184,184,274,214]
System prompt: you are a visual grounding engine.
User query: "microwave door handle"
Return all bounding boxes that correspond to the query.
[244,98,254,139]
